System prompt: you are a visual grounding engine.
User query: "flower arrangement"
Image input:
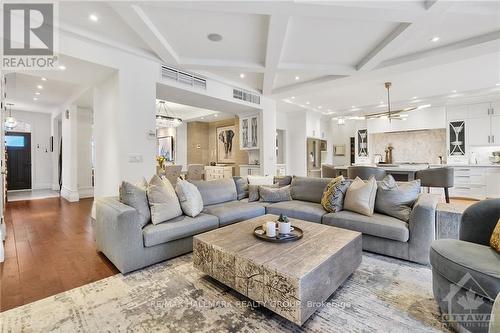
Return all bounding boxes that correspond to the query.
[156,155,166,169]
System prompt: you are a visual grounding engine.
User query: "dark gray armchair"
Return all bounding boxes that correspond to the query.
[347,166,386,180]
[430,199,500,333]
[415,167,454,203]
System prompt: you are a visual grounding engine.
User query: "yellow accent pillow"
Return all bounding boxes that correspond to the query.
[321,175,345,212]
[490,219,500,253]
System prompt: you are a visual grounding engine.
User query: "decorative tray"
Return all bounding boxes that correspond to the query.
[253,225,303,243]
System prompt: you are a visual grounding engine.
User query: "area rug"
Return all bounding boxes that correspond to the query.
[0,253,449,332]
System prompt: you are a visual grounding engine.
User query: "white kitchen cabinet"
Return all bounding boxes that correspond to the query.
[239,114,259,150]
[447,105,468,121]
[491,115,500,145]
[239,166,260,177]
[467,102,491,118]
[486,168,500,198]
[468,116,491,146]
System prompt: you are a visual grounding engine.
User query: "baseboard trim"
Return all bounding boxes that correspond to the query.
[61,187,79,202]
[79,187,94,199]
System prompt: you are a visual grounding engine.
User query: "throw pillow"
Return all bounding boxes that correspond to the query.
[343,177,378,216]
[147,175,183,224]
[248,184,278,202]
[175,180,203,217]
[233,176,249,200]
[274,176,293,187]
[490,219,500,253]
[119,178,150,227]
[259,185,292,203]
[375,175,421,222]
[247,175,274,186]
[321,176,351,213]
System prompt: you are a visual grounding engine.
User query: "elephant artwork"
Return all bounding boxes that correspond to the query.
[217,125,236,163]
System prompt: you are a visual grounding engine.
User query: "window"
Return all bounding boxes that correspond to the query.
[6,135,25,147]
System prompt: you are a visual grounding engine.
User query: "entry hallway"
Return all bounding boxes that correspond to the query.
[0,198,118,312]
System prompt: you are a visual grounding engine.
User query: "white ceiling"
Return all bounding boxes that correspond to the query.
[157,100,234,123]
[5,55,115,113]
[31,1,500,115]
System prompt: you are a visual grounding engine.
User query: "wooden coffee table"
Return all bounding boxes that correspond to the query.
[193,214,362,325]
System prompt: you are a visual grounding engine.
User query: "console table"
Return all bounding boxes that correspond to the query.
[204,166,233,181]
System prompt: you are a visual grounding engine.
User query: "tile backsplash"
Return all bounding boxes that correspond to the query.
[370,129,446,164]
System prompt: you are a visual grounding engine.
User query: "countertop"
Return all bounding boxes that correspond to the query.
[335,164,500,170]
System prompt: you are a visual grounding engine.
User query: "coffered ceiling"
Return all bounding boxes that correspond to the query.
[57,1,500,112]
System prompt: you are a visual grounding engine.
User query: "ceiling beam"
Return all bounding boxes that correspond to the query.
[356,0,453,71]
[272,75,346,95]
[262,15,290,95]
[180,58,265,73]
[279,62,356,75]
[110,3,180,65]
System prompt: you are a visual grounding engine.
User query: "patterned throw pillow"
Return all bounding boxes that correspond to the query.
[321,176,351,213]
[259,185,292,203]
[490,219,500,253]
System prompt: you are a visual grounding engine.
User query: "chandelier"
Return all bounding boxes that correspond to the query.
[156,100,183,128]
[5,103,17,130]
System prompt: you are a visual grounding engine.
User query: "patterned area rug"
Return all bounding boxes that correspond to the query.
[1,253,449,332]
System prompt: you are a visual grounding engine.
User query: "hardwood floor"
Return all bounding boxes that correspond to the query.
[0,197,119,312]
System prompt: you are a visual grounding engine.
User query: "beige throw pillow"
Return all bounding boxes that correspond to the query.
[147,175,183,224]
[343,177,378,216]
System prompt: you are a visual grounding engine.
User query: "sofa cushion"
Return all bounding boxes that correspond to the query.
[233,176,248,200]
[375,175,421,222]
[322,210,409,242]
[203,201,265,227]
[274,176,292,187]
[290,176,332,203]
[247,175,274,186]
[147,175,183,225]
[239,198,272,207]
[259,185,292,203]
[119,178,150,227]
[175,180,204,217]
[142,213,219,247]
[430,239,500,301]
[190,179,237,206]
[343,177,377,216]
[266,200,327,223]
[248,184,278,202]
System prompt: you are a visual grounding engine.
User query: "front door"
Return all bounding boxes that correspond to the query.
[6,132,32,190]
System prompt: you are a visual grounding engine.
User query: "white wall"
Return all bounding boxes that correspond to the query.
[260,98,277,176]
[175,123,187,170]
[10,110,53,189]
[77,107,93,198]
[282,110,307,176]
[61,105,79,201]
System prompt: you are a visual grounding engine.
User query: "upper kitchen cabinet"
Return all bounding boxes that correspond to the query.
[466,101,499,146]
[239,114,259,150]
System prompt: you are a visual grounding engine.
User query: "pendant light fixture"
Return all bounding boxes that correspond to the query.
[156,100,183,128]
[5,103,17,130]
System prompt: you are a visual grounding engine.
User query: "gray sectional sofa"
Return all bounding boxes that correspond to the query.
[95,176,438,273]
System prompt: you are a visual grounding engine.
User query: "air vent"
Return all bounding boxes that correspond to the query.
[161,65,206,90]
[233,88,260,105]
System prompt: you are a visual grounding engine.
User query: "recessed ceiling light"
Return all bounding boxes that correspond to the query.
[89,14,98,22]
[37,85,43,89]
[306,101,310,105]
[33,97,38,101]
[58,65,66,70]
[214,114,219,117]
[496,83,500,86]
[379,101,384,104]
[35,92,40,95]
[430,36,440,42]
[412,96,418,99]
[295,76,300,81]
[41,77,47,81]
[351,105,356,108]
[452,90,457,93]
[207,33,223,42]
[239,73,245,79]
[200,117,204,120]
[318,106,322,109]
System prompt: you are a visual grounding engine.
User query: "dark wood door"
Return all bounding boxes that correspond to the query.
[6,132,32,190]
